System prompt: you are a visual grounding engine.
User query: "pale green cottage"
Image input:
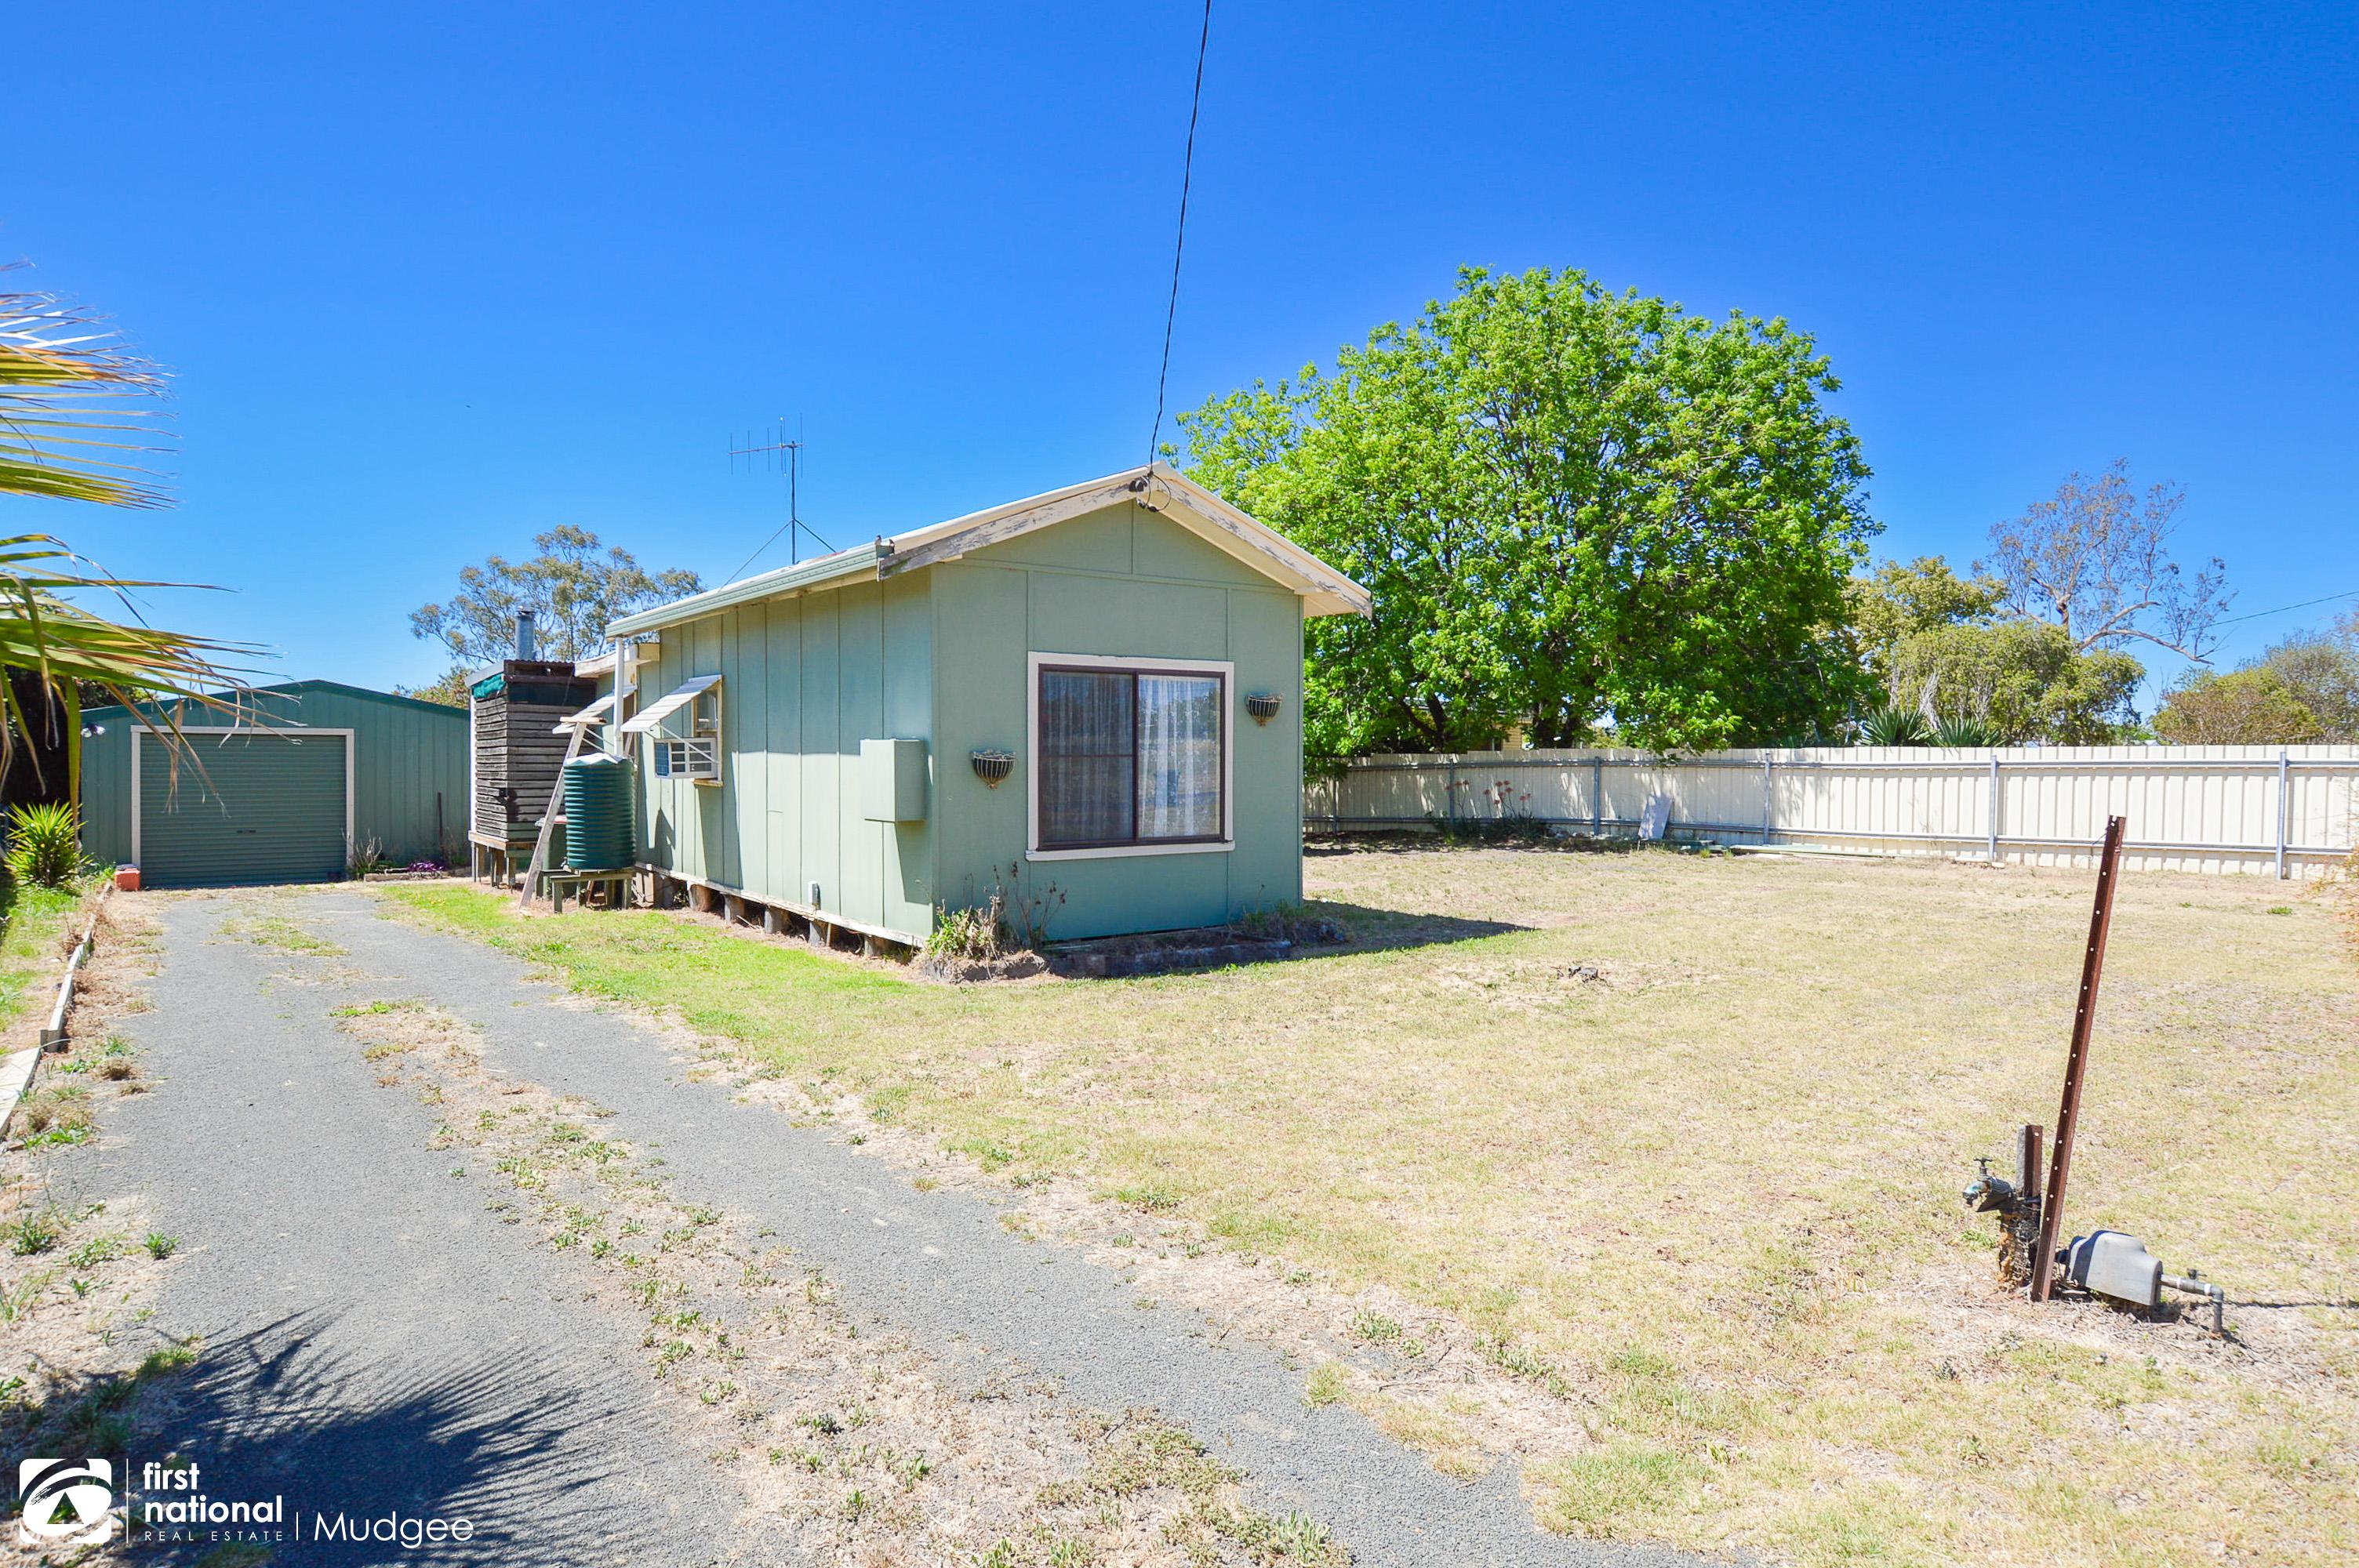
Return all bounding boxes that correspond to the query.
[604,463,1368,946]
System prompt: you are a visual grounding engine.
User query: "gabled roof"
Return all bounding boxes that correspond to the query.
[606,463,1370,639]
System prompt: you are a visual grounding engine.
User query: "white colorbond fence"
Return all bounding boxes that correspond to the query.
[1303,745,2359,880]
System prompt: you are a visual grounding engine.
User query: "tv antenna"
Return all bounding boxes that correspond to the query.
[727,416,835,579]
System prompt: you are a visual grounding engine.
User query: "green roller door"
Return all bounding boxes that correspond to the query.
[136,732,348,887]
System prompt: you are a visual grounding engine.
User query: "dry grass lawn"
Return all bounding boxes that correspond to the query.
[394,844,2359,1568]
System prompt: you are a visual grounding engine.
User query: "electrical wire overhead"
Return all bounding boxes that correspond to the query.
[1147,0,1213,467]
[2210,586,2359,629]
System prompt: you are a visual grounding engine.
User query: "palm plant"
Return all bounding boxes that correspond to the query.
[5,800,84,887]
[1928,713,2006,748]
[1856,702,1932,746]
[1,275,249,798]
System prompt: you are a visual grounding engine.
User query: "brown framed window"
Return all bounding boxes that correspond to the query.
[1036,664,1226,850]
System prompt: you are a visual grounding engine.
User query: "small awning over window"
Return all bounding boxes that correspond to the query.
[619,673,720,734]
[551,691,616,734]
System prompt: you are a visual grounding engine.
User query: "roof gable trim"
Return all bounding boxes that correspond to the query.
[607,463,1371,638]
[875,465,1371,615]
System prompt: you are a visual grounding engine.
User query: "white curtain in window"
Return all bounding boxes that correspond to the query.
[1039,670,1136,846]
[1136,674,1222,839]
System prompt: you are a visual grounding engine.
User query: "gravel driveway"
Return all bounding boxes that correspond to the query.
[52,889,1701,1568]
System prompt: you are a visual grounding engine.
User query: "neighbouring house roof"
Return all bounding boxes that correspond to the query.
[605,463,1372,640]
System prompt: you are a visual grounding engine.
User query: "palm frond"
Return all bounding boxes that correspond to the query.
[0,270,254,804]
[0,535,259,798]
[0,271,173,508]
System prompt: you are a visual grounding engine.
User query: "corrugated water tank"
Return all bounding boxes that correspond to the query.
[562,753,635,871]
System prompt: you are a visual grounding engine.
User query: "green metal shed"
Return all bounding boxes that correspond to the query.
[78,681,469,887]
[598,463,1369,946]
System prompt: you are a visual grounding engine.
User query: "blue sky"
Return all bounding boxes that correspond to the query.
[7,2,2354,702]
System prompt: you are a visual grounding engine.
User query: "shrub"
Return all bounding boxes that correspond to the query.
[1428,775,1552,844]
[5,801,85,888]
[346,836,391,878]
[924,891,1009,962]
[927,864,1067,958]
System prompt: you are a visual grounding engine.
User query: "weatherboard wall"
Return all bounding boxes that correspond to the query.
[634,573,936,941]
[629,502,1307,943]
[931,504,1307,938]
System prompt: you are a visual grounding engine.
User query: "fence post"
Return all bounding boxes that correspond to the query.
[1591,756,1603,837]
[2277,749,2290,880]
[1988,754,2002,864]
[1762,755,1774,844]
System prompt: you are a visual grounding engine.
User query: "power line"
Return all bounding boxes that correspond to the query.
[1147,0,1213,468]
[2212,586,2359,629]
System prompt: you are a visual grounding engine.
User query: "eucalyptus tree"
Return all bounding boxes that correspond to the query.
[410,526,701,671]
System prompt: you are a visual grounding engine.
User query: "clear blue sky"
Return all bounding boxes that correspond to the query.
[7,2,2354,702]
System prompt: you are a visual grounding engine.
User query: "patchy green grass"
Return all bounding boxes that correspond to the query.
[0,878,93,1035]
[388,848,2359,1567]
[2,1334,198,1465]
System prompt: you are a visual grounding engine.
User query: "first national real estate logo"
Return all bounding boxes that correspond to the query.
[18,1457,117,1545]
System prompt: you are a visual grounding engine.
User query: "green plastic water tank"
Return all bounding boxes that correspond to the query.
[562,753,635,872]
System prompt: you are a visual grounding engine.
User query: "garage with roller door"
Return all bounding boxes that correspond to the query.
[76,681,468,888]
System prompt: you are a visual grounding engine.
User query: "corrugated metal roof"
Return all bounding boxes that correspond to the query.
[605,462,1371,639]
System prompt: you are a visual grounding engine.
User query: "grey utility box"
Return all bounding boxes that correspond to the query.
[2066,1230,2164,1308]
[860,738,929,823]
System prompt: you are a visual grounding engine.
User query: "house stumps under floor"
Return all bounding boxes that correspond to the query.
[640,869,918,964]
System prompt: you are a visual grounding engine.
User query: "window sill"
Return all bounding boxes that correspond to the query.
[1026,839,1234,863]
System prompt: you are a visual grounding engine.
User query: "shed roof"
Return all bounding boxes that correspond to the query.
[607,463,1371,639]
[82,678,469,724]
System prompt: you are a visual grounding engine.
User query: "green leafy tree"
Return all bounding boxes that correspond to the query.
[410,526,700,668]
[2252,613,2359,741]
[2153,666,2324,745]
[1845,557,2005,682]
[395,668,474,708]
[1179,267,1877,756]
[1885,619,2143,744]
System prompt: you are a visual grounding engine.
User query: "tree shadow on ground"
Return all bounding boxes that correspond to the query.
[1296,898,1528,955]
[13,1309,705,1565]
[2228,1297,2359,1312]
